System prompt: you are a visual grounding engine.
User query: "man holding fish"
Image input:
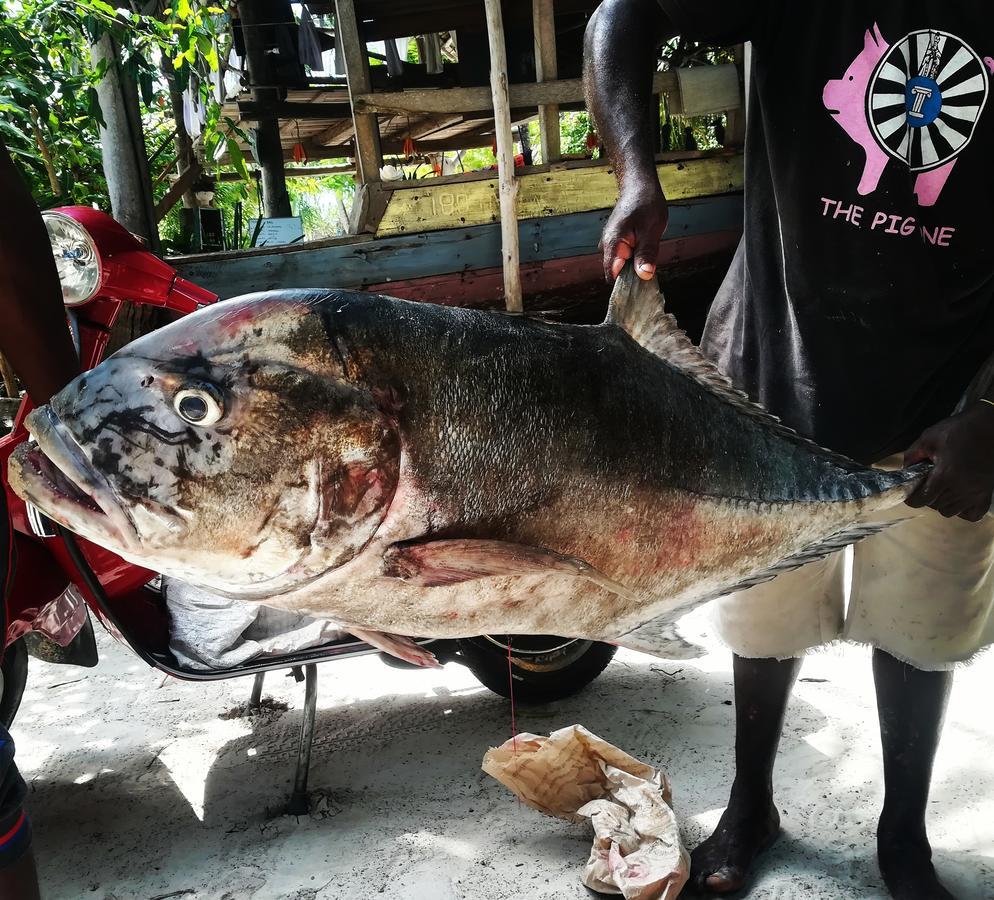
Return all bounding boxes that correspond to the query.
[3,8,993,900]
[586,1,994,897]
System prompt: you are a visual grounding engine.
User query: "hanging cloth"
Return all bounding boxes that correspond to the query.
[384,37,405,78]
[182,86,204,140]
[416,34,443,75]
[332,15,346,75]
[298,4,324,70]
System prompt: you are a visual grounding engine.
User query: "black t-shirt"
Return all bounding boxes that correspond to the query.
[658,1,994,461]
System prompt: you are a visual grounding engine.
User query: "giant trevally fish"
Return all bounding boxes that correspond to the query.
[8,267,926,658]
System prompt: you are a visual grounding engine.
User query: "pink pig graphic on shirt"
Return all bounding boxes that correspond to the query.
[823,24,994,207]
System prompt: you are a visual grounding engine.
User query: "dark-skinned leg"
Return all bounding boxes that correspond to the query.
[690,653,802,894]
[874,648,955,900]
[0,848,40,900]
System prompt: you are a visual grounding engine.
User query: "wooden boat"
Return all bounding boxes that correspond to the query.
[173,150,742,318]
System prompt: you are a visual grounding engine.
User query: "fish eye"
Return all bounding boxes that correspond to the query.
[174,384,223,426]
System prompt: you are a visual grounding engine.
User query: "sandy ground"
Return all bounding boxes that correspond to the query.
[14,608,994,900]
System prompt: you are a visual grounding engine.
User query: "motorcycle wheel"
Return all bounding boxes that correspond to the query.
[456,635,616,704]
[0,640,27,728]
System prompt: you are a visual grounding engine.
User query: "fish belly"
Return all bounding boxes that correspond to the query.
[253,479,914,660]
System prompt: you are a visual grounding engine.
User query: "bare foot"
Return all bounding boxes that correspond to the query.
[689,792,781,894]
[878,815,955,900]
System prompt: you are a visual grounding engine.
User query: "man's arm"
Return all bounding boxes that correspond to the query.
[0,138,78,405]
[584,0,674,281]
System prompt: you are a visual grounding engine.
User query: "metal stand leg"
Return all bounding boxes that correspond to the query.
[286,663,317,815]
[249,672,265,709]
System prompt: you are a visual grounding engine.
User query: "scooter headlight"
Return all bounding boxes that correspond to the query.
[43,211,102,307]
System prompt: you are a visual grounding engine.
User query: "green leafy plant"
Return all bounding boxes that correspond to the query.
[0,1,232,203]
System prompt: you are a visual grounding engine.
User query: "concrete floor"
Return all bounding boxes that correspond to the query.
[15,610,994,900]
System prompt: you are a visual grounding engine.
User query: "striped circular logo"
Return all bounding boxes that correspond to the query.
[868,29,989,172]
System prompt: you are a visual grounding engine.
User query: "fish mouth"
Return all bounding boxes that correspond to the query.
[8,407,139,553]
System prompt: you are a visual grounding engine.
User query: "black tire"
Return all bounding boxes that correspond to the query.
[0,640,28,728]
[457,635,616,704]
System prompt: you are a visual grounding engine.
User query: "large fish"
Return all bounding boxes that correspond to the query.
[8,268,926,658]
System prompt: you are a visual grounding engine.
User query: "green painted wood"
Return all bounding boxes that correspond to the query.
[172,194,743,299]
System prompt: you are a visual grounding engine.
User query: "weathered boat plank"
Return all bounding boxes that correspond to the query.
[376,153,743,235]
[172,194,743,300]
[363,230,742,308]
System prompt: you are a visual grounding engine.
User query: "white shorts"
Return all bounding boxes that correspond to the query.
[712,460,994,670]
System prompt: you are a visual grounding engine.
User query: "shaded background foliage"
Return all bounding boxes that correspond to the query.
[1,4,732,251]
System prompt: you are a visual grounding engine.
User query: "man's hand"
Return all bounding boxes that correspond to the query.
[601,184,669,281]
[904,402,994,521]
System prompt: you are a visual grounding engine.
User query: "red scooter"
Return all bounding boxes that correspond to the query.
[0,207,616,811]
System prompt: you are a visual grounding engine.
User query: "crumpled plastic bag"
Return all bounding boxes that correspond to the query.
[482,724,689,899]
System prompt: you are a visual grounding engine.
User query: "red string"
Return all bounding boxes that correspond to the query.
[506,636,517,755]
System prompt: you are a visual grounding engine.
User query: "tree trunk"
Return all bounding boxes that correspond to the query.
[91,32,159,249]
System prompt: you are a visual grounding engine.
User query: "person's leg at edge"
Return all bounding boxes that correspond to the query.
[0,847,39,900]
[874,648,954,900]
[689,653,802,894]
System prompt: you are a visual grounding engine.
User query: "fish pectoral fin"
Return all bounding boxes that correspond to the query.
[382,538,636,597]
[349,628,440,668]
[614,621,707,660]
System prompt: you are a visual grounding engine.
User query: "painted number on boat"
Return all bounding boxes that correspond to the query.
[429,191,492,221]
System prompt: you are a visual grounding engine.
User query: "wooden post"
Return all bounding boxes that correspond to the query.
[0,355,18,399]
[724,43,747,147]
[484,0,522,313]
[237,0,293,218]
[90,33,159,249]
[532,0,560,164]
[334,0,383,186]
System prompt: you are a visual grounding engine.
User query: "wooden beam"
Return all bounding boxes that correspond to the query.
[310,119,357,147]
[354,72,679,116]
[408,114,469,141]
[484,0,522,312]
[155,159,205,222]
[236,100,354,121]
[230,132,502,163]
[217,164,357,181]
[334,0,383,184]
[302,0,597,43]
[532,0,560,164]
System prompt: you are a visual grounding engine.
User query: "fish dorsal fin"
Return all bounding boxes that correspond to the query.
[605,263,865,472]
[606,261,758,405]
